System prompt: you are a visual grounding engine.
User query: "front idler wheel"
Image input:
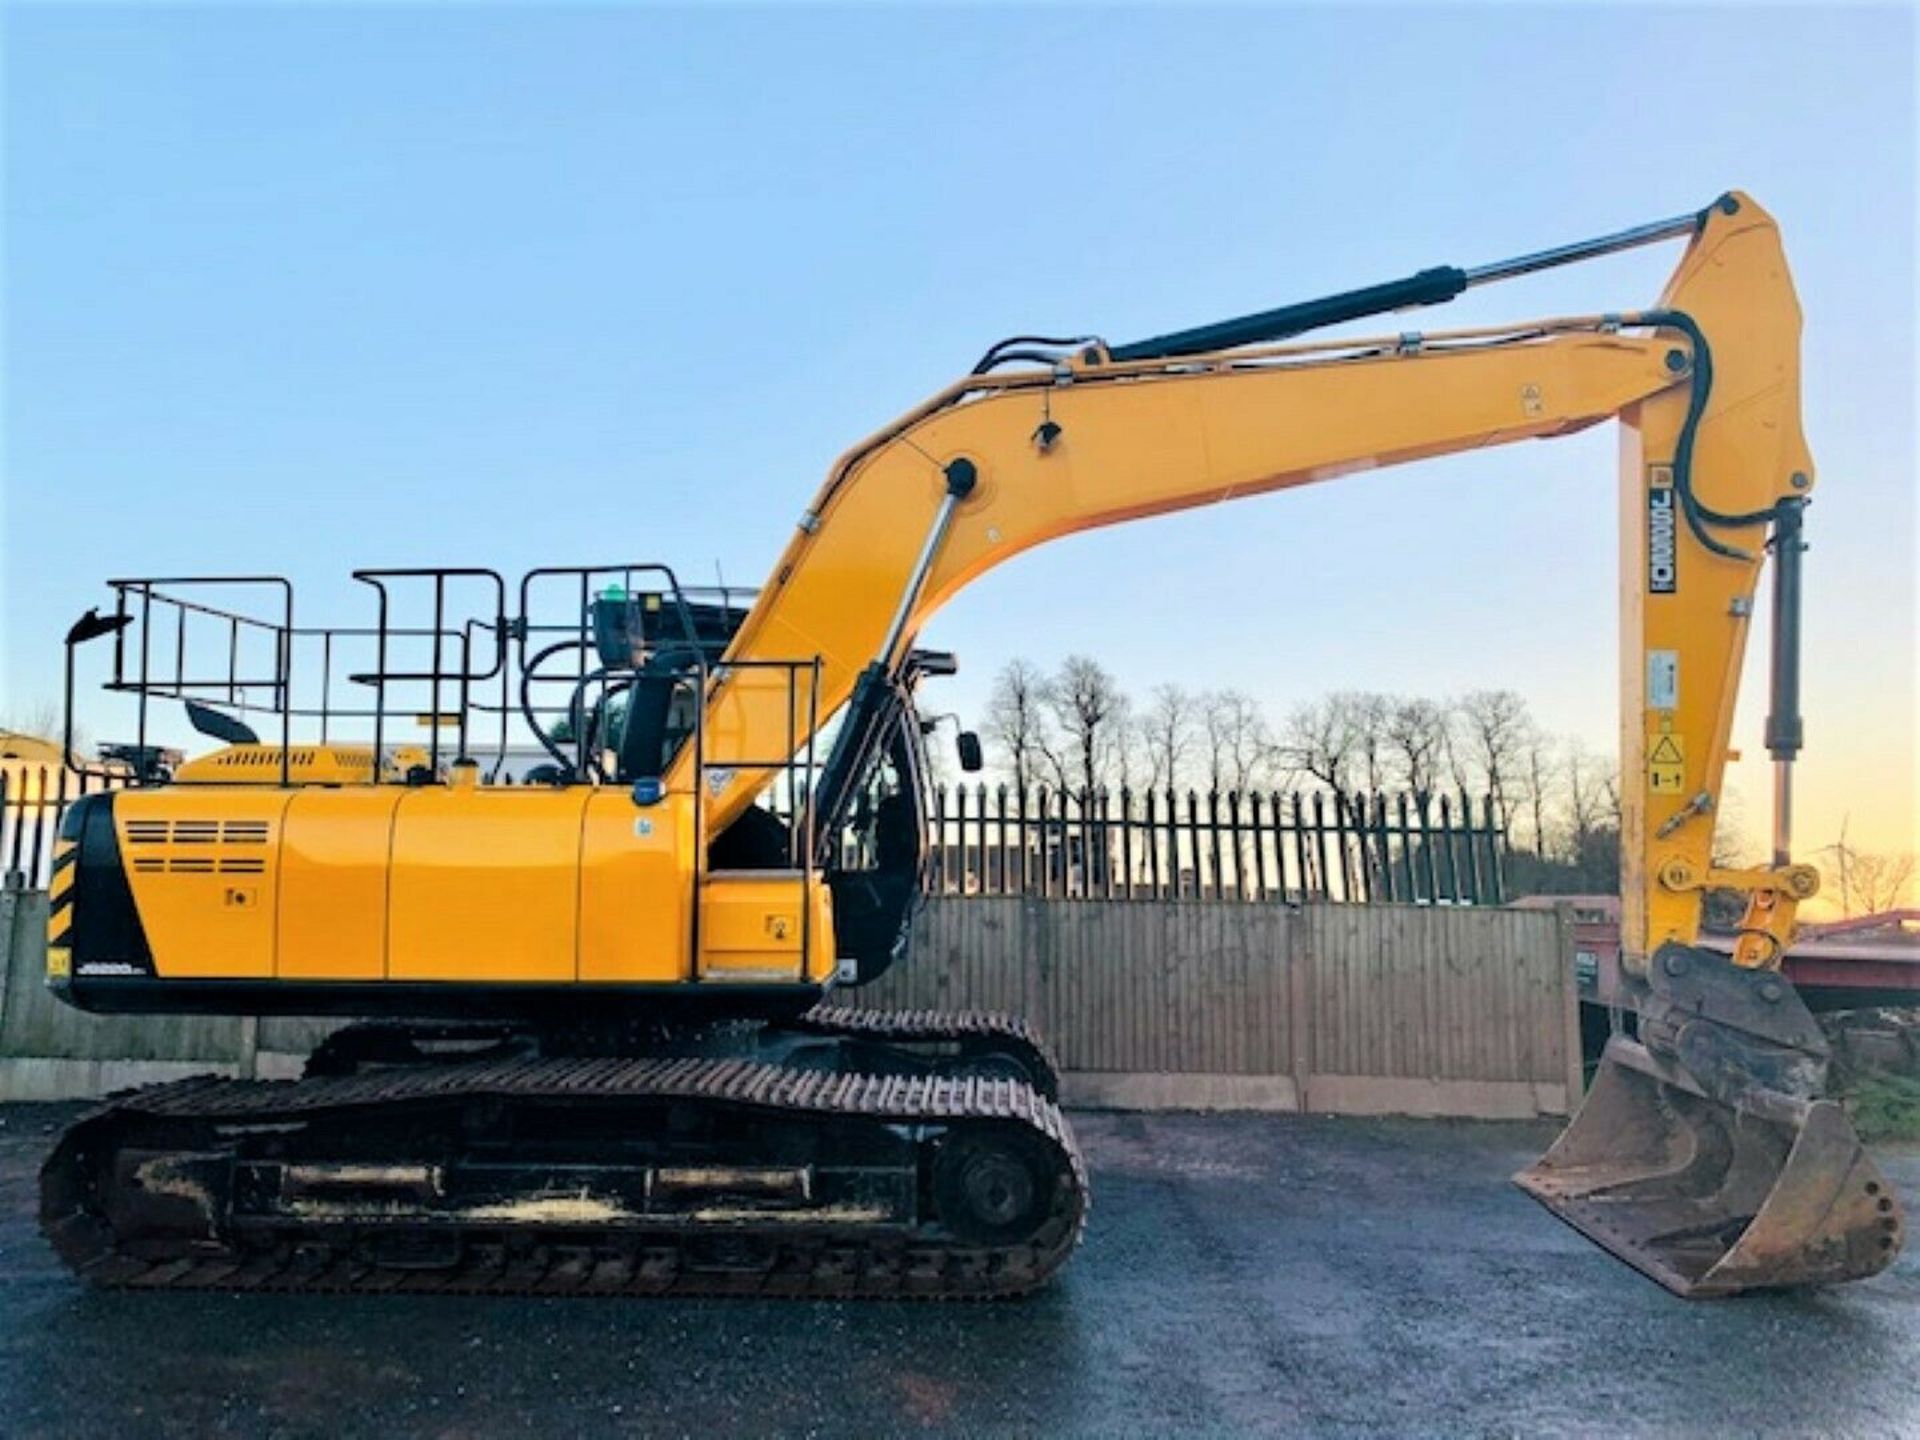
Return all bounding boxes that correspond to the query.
[931,1128,1053,1246]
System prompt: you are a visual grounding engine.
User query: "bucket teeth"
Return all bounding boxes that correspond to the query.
[1517,964,1903,1298]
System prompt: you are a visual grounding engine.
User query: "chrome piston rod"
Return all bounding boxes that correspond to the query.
[1462,208,1706,288]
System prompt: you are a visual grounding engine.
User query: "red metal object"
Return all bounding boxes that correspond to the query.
[1515,898,1920,1012]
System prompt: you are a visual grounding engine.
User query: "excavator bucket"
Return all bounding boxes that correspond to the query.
[1516,944,1903,1297]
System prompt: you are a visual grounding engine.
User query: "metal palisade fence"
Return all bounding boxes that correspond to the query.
[2,765,1505,906]
[922,785,1505,905]
[0,767,129,889]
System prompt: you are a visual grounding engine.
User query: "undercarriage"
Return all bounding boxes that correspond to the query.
[41,1007,1088,1300]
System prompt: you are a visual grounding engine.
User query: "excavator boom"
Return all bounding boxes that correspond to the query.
[696,194,1799,971]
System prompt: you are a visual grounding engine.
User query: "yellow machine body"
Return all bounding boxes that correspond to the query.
[97,784,832,997]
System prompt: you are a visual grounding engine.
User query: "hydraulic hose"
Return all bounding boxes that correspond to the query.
[1636,308,1782,562]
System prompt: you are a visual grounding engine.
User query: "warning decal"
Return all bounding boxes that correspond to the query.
[1648,731,1685,794]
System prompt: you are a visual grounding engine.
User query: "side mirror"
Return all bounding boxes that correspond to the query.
[956,730,983,773]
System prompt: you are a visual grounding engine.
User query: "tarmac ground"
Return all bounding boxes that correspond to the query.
[2,1102,1915,1438]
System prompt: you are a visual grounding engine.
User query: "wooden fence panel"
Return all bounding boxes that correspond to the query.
[869,899,1302,1077]
[862,897,1574,1116]
[1292,903,1570,1114]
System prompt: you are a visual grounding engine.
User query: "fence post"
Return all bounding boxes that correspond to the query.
[1398,793,1416,901]
[1308,793,1330,900]
[1416,793,1439,902]
[973,783,988,892]
[1163,788,1179,898]
[1330,792,1354,901]
[954,784,969,895]
[1484,794,1507,902]
[1144,789,1161,898]
[1203,791,1221,901]
[1014,784,1029,895]
[1288,906,1312,1113]
[2,768,21,888]
[1033,787,1049,897]
[1457,788,1482,902]
[1555,902,1584,1108]
[931,784,948,893]
[0,883,18,1046]
[998,785,1010,894]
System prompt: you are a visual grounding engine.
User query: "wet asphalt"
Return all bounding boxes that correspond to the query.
[1,1102,1915,1438]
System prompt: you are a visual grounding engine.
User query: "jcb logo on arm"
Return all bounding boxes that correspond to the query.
[1647,465,1677,594]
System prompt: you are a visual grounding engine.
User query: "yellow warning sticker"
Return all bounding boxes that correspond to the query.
[1648,732,1685,793]
[46,945,71,980]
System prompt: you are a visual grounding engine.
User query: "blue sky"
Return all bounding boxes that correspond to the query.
[3,3,1914,853]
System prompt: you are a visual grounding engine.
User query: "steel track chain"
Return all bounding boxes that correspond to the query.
[42,1053,1088,1301]
[785,1004,1063,1099]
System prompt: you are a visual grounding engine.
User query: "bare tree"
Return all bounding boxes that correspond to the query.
[1200,689,1273,794]
[1111,709,1145,795]
[1566,737,1597,852]
[1338,691,1392,796]
[1438,711,1478,796]
[1385,696,1449,799]
[1562,739,1612,852]
[1454,689,1533,827]
[1850,851,1916,914]
[1279,694,1358,798]
[1520,730,1557,857]
[1597,759,1622,829]
[1820,845,1916,916]
[1045,655,1129,798]
[983,659,1051,795]
[1137,683,1198,793]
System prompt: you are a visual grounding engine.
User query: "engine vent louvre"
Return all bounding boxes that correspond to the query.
[176,744,377,784]
[119,817,276,875]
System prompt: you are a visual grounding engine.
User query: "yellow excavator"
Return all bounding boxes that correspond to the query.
[41,191,1900,1299]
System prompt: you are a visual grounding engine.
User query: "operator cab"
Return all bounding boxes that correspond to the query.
[569,581,967,984]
